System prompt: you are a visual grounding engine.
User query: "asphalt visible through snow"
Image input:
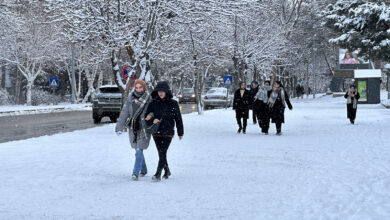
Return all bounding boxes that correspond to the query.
[0,104,198,143]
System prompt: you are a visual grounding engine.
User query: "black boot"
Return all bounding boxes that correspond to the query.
[243,127,246,134]
[243,119,247,134]
[163,166,171,179]
[276,123,282,135]
[237,118,242,133]
[152,169,162,182]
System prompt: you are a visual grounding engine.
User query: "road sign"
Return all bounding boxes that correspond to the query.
[224,75,233,86]
[122,65,134,83]
[49,77,59,87]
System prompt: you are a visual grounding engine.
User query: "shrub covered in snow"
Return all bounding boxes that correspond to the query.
[322,0,390,62]
[0,89,14,105]
[31,89,64,106]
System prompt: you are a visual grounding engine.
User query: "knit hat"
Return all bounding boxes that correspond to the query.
[350,84,356,88]
[134,80,147,90]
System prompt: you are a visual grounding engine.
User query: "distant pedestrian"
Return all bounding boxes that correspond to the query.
[115,80,152,181]
[254,80,272,134]
[268,81,293,135]
[233,82,251,134]
[145,81,184,181]
[296,84,304,99]
[249,81,259,124]
[344,84,360,124]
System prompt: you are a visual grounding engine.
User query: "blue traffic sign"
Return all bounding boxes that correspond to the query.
[224,75,233,86]
[49,77,59,87]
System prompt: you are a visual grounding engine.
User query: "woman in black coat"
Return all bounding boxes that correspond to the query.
[254,80,272,134]
[233,82,251,134]
[267,81,292,135]
[344,84,360,124]
[249,81,259,124]
[145,81,184,181]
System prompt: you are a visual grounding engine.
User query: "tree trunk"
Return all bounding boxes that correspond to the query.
[26,80,33,106]
[0,65,4,89]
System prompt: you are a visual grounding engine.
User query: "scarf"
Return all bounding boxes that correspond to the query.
[240,89,245,97]
[347,89,358,109]
[129,91,149,132]
[256,85,272,103]
[268,87,286,108]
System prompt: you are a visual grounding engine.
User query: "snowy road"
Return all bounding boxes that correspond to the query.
[0,95,390,219]
[0,104,198,143]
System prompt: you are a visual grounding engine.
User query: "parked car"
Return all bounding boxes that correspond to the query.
[92,85,122,124]
[203,87,231,109]
[178,88,196,103]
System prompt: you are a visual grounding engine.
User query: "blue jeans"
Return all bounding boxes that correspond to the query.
[133,148,147,176]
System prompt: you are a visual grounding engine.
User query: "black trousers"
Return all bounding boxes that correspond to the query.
[252,109,257,123]
[347,104,357,121]
[235,109,248,130]
[276,122,282,133]
[153,136,172,176]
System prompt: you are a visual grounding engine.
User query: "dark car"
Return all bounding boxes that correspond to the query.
[92,85,122,124]
[178,88,196,103]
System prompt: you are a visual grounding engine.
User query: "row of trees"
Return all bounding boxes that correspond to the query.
[1,0,388,111]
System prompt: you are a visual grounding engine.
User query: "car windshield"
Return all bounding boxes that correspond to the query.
[207,88,226,95]
[99,87,121,93]
[182,89,194,94]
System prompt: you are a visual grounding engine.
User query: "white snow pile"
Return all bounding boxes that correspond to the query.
[1,95,390,219]
[0,103,92,117]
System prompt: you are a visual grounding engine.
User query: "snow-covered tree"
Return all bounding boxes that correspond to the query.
[322,0,390,62]
[0,1,58,105]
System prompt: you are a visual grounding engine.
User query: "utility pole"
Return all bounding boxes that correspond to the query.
[71,43,76,104]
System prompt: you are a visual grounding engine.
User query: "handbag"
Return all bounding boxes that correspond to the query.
[145,114,164,135]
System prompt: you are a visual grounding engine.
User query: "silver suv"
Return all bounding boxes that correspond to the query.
[92,85,122,124]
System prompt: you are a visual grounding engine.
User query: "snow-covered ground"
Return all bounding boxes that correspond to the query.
[1,95,390,219]
[0,103,91,117]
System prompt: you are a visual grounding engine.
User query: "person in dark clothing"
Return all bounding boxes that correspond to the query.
[249,81,259,124]
[267,81,293,135]
[145,81,184,181]
[344,84,360,124]
[254,80,272,134]
[233,82,251,134]
[296,84,304,99]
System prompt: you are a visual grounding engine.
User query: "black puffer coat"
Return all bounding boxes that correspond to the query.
[145,82,184,137]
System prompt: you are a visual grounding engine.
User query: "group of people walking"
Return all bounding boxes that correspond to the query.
[115,80,184,182]
[115,79,360,181]
[233,80,293,135]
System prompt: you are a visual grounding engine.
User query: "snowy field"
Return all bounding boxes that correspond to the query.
[0,103,91,117]
[1,95,390,219]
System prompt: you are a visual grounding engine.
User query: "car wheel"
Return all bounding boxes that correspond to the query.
[93,116,102,124]
[110,116,118,123]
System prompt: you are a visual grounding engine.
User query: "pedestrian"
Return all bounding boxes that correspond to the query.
[249,81,259,124]
[296,84,304,99]
[254,80,272,134]
[344,84,360,124]
[115,80,152,181]
[268,81,293,135]
[233,82,251,134]
[145,81,184,181]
